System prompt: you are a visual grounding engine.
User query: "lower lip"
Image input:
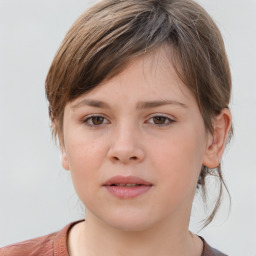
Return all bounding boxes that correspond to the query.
[104,185,152,199]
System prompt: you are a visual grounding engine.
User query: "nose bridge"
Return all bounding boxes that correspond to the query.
[116,119,137,142]
[108,119,144,163]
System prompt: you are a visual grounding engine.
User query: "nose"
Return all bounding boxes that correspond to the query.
[107,124,145,164]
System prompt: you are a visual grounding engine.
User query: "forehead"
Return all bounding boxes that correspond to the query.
[70,46,196,108]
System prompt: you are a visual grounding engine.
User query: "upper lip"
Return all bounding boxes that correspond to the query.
[103,175,153,186]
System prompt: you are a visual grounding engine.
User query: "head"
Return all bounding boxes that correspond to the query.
[45,0,232,227]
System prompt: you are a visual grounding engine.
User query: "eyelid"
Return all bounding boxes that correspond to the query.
[81,113,175,127]
[82,114,110,127]
[146,113,176,126]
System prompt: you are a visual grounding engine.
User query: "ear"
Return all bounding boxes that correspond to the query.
[52,120,70,171]
[59,137,70,171]
[60,145,70,171]
[202,108,232,168]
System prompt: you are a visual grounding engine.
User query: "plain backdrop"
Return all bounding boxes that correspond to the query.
[0,0,255,255]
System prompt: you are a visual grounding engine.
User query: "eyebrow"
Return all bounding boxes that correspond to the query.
[71,99,187,109]
[136,100,187,109]
[72,99,110,109]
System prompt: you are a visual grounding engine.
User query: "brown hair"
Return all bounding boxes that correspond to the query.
[45,0,232,227]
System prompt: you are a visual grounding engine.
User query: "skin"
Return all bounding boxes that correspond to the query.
[60,47,231,256]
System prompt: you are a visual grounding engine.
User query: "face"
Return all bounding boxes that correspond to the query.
[61,47,213,232]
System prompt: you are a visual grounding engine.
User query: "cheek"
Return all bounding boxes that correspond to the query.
[64,136,107,194]
[65,129,107,166]
[149,126,206,191]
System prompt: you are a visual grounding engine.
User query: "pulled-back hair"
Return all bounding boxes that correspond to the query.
[45,0,232,227]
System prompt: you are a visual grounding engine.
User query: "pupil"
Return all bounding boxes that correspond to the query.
[153,116,165,124]
[92,116,103,125]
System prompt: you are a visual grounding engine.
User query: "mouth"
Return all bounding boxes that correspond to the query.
[103,175,152,186]
[109,184,145,187]
[103,176,153,199]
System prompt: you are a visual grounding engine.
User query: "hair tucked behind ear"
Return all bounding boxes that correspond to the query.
[198,163,231,228]
[45,0,233,228]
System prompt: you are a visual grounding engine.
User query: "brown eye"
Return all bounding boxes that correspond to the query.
[153,116,167,125]
[147,115,175,126]
[91,116,104,125]
[84,115,108,127]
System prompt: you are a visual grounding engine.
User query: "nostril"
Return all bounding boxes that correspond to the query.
[130,156,137,160]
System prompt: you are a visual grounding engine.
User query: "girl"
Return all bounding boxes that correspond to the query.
[1,0,232,255]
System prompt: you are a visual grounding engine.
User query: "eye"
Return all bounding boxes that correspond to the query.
[147,115,175,126]
[83,115,109,127]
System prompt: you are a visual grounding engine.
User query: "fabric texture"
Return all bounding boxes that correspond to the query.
[0,220,228,256]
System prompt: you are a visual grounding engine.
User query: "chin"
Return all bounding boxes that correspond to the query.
[108,220,153,232]
[98,211,158,233]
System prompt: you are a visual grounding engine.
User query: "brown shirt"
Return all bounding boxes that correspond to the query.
[0,221,228,256]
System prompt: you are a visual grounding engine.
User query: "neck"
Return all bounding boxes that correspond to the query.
[69,210,203,256]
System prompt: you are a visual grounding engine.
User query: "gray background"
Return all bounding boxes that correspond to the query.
[0,0,255,255]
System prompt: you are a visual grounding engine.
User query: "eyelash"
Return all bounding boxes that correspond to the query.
[82,114,175,127]
[147,115,175,126]
[82,114,110,127]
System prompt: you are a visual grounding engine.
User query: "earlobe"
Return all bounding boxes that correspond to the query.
[202,108,232,169]
[61,146,70,171]
[52,121,70,170]
[56,127,70,171]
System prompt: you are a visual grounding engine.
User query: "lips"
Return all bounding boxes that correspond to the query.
[103,175,153,199]
[104,175,152,186]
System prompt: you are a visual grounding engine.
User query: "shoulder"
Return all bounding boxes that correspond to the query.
[0,221,83,256]
[200,236,228,256]
[0,232,58,256]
